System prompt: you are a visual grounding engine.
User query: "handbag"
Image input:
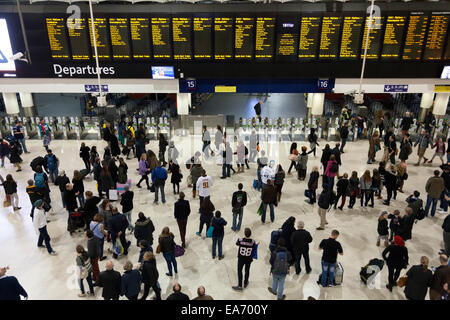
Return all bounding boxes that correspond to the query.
[206,226,214,238]
[174,244,185,257]
[156,244,161,254]
[108,189,118,201]
[288,154,298,161]
[150,184,155,193]
[397,276,408,288]
[304,189,311,198]
[187,175,192,186]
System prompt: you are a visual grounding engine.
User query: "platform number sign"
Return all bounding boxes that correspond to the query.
[186,79,197,91]
[317,79,329,90]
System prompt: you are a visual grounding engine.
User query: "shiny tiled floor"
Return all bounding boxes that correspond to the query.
[0,135,446,300]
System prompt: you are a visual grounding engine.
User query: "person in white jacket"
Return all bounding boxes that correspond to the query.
[196,169,213,207]
[261,160,276,190]
[32,199,56,255]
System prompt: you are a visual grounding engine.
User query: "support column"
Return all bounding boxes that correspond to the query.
[19,92,37,117]
[177,93,190,115]
[2,93,20,115]
[311,93,325,116]
[306,93,313,118]
[432,93,449,116]
[419,92,435,122]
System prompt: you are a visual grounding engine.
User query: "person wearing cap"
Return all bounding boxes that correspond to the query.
[382,235,409,292]
[32,199,56,255]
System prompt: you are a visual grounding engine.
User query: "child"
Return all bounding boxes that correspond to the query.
[388,209,401,242]
[372,168,382,199]
[377,211,389,247]
[306,166,319,204]
[168,160,182,194]
[2,174,20,210]
[334,173,349,210]
[297,146,314,181]
[348,171,360,209]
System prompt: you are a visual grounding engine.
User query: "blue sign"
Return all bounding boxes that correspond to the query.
[186,79,197,90]
[384,84,408,93]
[317,79,330,90]
[84,84,109,93]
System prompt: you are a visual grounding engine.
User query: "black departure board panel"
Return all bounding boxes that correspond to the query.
[193,17,213,60]
[298,16,321,59]
[361,16,384,59]
[214,17,234,60]
[381,16,407,59]
[276,16,299,61]
[402,14,428,60]
[445,37,450,60]
[130,17,151,59]
[46,17,70,59]
[151,17,172,59]
[339,16,364,59]
[424,14,450,60]
[109,18,130,59]
[172,17,192,60]
[319,16,342,59]
[235,17,255,59]
[67,17,90,60]
[255,17,275,60]
[88,18,111,59]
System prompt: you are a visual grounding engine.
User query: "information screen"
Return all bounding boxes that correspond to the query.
[88,17,111,59]
[298,16,321,59]
[130,17,151,59]
[423,14,450,60]
[402,14,428,60]
[276,16,299,61]
[151,66,174,79]
[67,17,90,60]
[193,16,213,60]
[444,37,450,60]
[361,16,384,59]
[151,17,172,59]
[255,17,275,60]
[109,18,130,59]
[339,16,364,59]
[214,16,234,60]
[172,17,192,60]
[319,16,342,59]
[46,17,70,59]
[381,15,407,59]
[0,18,16,71]
[235,17,254,59]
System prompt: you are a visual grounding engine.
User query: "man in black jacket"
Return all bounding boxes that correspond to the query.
[332,143,342,166]
[120,186,134,232]
[291,221,313,274]
[134,213,155,247]
[55,170,69,209]
[231,183,247,231]
[109,207,131,257]
[26,179,45,219]
[83,191,101,230]
[253,101,262,122]
[401,112,413,138]
[85,229,100,282]
[406,191,423,217]
[174,192,190,248]
[166,283,190,300]
[317,185,335,230]
[97,261,121,300]
[64,183,79,229]
[339,123,349,153]
[442,213,450,256]
[0,266,28,300]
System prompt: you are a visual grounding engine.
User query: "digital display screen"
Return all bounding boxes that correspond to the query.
[402,14,428,60]
[255,17,275,60]
[67,17,90,60]
[214,16,234,60]
[109,18,130,59]
[130,17,151,59]
[423,14,449,60]
[319,16,342,59]
[151,66,175,79]
[360,16,384,59]
[193,16,212,60]
[88,17,111,59]
[276,16,299,61]
[235,17,254,59]
[339,16,364,59]
[381,16,407,59]
[152,17,172,59]
[172,16,192,60]
[46,17,70,59]
[0,18,15,71]
[298,16,321,59]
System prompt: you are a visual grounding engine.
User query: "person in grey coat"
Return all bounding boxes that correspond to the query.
[297,146,314,181]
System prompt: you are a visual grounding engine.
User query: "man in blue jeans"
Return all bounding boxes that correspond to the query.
[268,238,292,300]
[261,179,277,223]
[231,183,247,231]
[319,229,343,287]
[425,170,445,217]
[151,162,168,204]
[211,211,227,260]
[13,120,29,154]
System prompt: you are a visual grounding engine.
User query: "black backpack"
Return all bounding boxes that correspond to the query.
[272,250,290,275]
[330,162,338,173]
[415,208,426,221]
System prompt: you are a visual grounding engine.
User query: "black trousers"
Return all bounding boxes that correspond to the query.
[82,158,91,171]
[141,282,161,300]
[387,264,402,287]
[199,220,209,234]
[237,259,252,287]
[288,161,297,173]
[386,187,397,203]
[111,232,129,255]
[137,174,150,188]
[172,182,179,194]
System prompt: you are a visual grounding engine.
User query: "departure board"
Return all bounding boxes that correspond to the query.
[381,16,407,59]
[424,14,450,60]
[255,17,275,60]
[130,17,151,59]
[298,16,321,59]
[402,14,428,60]
[214,17,234,60]
[360,16,384,59]
[151,17,172,59]
[88,18,111,59]
[235,17,255,59]
[109,18,130,59]
[46,17,70,59]
[319,16,342,59]
[276,16,299,61]
[172,17,192,60]
[193,17,212,59]
[339,16,364,59]
[445,37,450,60]
[67,17,90,60]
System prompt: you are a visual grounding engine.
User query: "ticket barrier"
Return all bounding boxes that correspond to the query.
[0,117,11,138]
[24,117,38,139]
[147,117,158,140]
[80,116,100,140]
[292,117,305,141]
[280,118,291,142]
[158,116,170,141]
[328,117,340,142]
[267,118,278,142]
[65,116,79,140]
[50,116,64,139]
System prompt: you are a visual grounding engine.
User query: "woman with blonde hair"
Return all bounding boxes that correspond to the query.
[360,170,372,207]
[403,256,433,300]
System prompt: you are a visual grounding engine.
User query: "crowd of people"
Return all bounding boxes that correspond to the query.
[1,110,450,301]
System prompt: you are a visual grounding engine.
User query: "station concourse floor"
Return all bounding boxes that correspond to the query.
[0,135,446,300]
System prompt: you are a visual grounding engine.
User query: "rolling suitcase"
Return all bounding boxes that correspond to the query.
[317,262,344,286]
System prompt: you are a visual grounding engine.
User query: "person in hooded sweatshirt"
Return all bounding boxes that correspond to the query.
[134,212,155,247]
[382,235,409,292]
[211,211,227,260]
[334,173,349,210]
